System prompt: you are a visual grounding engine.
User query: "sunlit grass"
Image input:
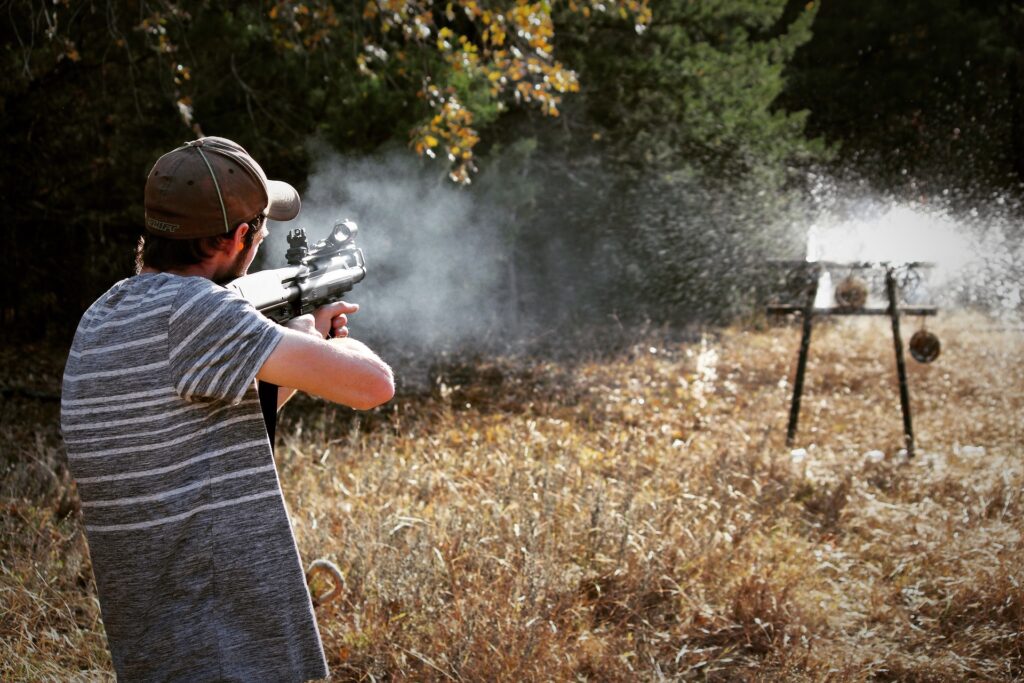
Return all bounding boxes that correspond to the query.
[2,313,1021,680]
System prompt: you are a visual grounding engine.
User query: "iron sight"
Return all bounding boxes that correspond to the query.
[227,219,366,327]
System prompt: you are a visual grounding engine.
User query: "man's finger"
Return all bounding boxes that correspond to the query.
[319,300,359,316]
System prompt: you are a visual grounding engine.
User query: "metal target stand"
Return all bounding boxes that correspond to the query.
[767,261,938,458]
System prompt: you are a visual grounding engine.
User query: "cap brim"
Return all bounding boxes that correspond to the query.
[266,180,301,221]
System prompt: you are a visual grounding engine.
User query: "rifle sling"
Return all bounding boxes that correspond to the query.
[258,380,279,453]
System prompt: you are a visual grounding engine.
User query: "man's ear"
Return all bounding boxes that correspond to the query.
[230,222,251,253]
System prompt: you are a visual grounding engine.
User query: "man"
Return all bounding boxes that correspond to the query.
[61,136,394,682]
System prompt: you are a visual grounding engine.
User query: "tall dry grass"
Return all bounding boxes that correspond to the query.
[2,314,1021,681]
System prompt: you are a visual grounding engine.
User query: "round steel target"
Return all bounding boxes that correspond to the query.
[835,276,868,309]
[909,329,941,364]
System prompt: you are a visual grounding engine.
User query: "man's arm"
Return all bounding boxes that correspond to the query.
[256,301,394,410]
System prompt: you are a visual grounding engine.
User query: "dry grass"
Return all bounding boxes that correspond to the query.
[2,313,1022,681]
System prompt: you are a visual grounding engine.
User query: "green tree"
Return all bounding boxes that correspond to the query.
[778,0,1023,199]
[482,0,828,322]
[560,0,826,177]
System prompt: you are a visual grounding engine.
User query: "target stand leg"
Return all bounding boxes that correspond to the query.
[886,267,915,458]
[786,273,820,446]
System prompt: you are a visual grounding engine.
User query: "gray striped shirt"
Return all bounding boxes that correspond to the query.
[62,273,328,683]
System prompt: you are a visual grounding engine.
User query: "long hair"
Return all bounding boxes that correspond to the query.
[134,215,263,274]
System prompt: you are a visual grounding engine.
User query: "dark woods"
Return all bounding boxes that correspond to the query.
[3,0,1023,341]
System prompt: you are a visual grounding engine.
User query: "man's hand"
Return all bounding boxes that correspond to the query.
[284,301,359,339]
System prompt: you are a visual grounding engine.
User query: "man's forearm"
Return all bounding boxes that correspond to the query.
[257,331,394,411]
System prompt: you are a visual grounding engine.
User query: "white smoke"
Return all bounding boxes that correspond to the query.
[265,147,510,352]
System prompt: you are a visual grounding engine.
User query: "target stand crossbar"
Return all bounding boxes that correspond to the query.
[767,261,938,458]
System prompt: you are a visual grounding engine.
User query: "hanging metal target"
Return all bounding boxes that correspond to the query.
[834,275,868,309]
[909,329,941,363]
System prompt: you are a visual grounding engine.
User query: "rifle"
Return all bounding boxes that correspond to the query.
[227,218,366,324]
[227,219,367,450]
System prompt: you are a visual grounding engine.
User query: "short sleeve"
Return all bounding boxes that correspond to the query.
[168,278,285,404]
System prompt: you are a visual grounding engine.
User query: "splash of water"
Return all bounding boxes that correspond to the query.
[802,198,1023,318]
[805,204,974,272]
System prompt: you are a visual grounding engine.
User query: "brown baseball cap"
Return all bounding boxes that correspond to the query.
[144,136,300,238]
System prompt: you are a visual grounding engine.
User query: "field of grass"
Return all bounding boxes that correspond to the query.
[2,313,1021,681]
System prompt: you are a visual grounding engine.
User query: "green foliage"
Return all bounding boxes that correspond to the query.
[559,0,830,177]
[779,0,1023,197]
[1,0,832,335]
[481,0,832,323]
[0,0,655,335]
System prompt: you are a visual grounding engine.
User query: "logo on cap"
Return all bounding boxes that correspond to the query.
[146,217,181,233]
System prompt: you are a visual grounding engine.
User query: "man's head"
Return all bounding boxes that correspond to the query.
[137,137,300,282]
[144,136,299,238]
